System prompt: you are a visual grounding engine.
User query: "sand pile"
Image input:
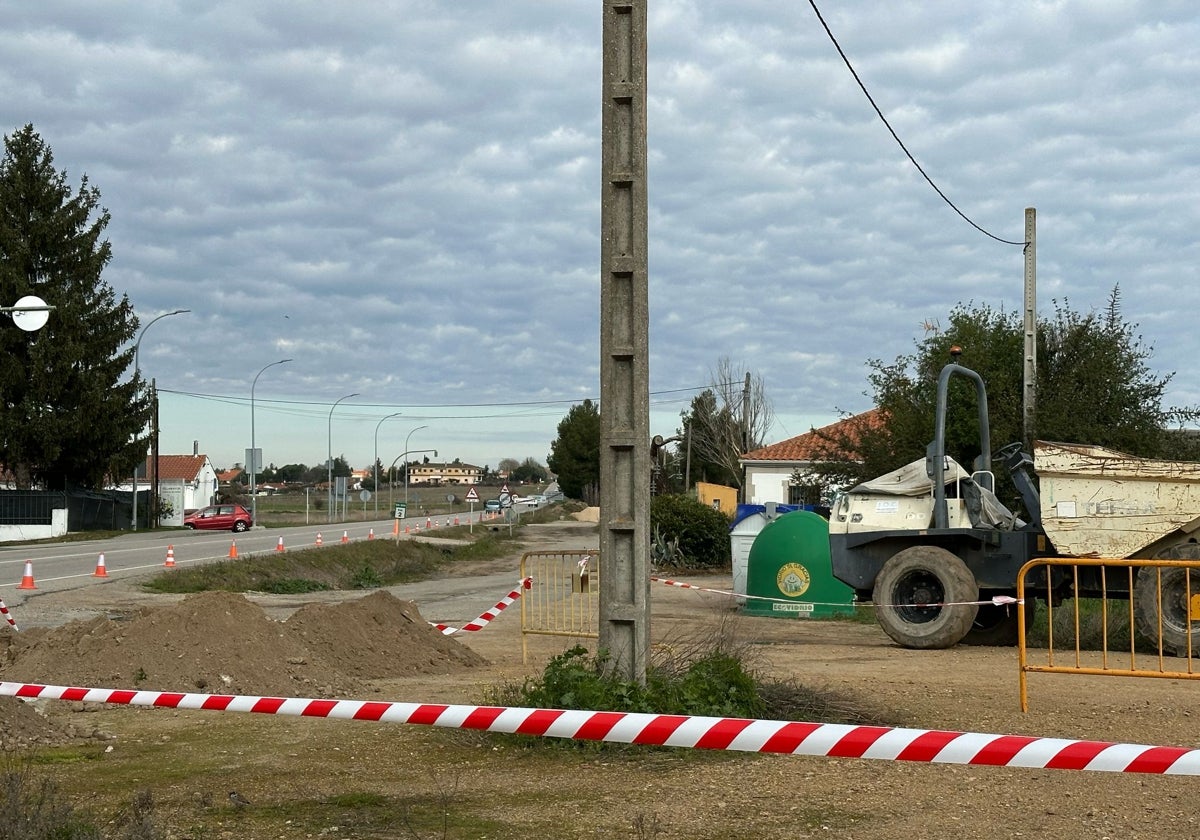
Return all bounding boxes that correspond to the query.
[0,590,486,698]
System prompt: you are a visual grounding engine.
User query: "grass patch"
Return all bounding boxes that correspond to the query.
[486,623,879,753]
[1024,597,1154,651]
[141,530,527,594]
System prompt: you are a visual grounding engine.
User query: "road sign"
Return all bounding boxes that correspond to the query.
[394,503,407,519]
[500,482,510,495]
[465,486,480,502]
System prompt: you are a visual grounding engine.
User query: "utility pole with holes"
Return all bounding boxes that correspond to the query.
[599,0,650,683]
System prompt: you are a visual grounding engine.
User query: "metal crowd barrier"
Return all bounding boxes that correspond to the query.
[1017,557,1200,711]
[519,550,601,662]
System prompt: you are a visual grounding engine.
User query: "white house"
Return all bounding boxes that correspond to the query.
[740,410,880,504]
[145,454,219,526]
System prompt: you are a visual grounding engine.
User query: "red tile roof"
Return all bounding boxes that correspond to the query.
[145,454,211,481]
[742,409,882,462]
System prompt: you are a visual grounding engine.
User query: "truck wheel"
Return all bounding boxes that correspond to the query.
[961,597,1035,647]
[1134,544,1200,655]
[872,546,979,649]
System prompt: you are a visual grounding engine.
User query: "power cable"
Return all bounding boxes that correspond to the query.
[806,0,1026,247]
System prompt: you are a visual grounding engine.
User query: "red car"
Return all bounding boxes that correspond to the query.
[183,503,252,532]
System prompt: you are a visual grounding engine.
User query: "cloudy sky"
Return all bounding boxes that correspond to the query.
[2,1,1198,473]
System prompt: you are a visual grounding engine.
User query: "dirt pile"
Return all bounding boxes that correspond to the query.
[0,590,486,698]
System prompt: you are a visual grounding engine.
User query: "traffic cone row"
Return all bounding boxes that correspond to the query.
[11,521,413,592]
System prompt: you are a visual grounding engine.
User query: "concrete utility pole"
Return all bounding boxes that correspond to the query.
[1022,207,1037,451]
[599,0,651,683]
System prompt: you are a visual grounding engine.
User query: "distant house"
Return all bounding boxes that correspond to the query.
[146,454,219,526]
[409,462,483,486]
[740,410,881,505]
[217,467,243,486]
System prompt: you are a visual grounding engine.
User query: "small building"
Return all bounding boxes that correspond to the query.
[696,482,738,516]
[151,454,219,526]
[740,410,880,505]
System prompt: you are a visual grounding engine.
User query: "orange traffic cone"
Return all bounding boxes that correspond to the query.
[454,516,459,526]
[404,524,410,534]
[368,528,375,540]
[392,519,399,537]
[17,561,36,590]
[276,536,285,552]
[341,530,349,544]
[316,532,323,546]
[93,553,108,577]
[229,540,238,559]
[164,545,176,568]
[426,517,432,529]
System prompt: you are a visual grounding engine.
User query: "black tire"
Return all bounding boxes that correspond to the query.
[233,520,249,533]
[1134,543,1200,655]
[872,546,979,649]
[961,596,1036,647]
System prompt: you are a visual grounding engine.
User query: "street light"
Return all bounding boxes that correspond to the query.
[373,412,403,516]
[388,445,437,518]
[403,425,428,511]
[327,393,359,522]
[249,358,292,527]
[131,308,190,531]
[403,422,427,508]
[133,309,190,386]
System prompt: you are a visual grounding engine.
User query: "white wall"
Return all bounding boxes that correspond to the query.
[0,508,68,542]
[745,465,793,505]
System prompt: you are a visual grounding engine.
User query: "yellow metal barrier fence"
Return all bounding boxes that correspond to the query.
[1017,557,1200,711]
[519,550,600,662]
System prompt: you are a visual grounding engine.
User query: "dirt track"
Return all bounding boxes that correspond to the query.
[3,520,1199,838]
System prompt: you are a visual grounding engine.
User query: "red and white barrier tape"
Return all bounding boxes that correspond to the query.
[3,680,1197,775]
[650,577,1021,610]
[0,599,16,631]
[431,577,532,635]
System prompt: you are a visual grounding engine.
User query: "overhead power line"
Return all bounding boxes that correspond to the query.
[806,0,1026,247]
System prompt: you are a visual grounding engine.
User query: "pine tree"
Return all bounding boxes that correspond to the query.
[547,399,601,501]
[0,125,149,489]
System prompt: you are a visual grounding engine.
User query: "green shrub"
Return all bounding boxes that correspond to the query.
[650,494,731,571]
[489,636,877,745]
[510,645,764,719]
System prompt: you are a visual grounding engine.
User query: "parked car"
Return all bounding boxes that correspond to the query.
[184,503,252,532]
[484,499,502,513]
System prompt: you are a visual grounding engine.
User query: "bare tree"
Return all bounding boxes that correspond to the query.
[681,358,774,490]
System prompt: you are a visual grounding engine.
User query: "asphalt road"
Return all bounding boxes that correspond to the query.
[0,508,527,600]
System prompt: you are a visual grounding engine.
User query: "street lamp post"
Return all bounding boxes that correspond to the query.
[249,358,292,527]
[388,445,437,518]
[373,412,403,516]
[327,393,359,523]
[131,308,190,531]
[402,425,427,511]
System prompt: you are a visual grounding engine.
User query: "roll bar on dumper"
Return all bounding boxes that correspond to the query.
[827,354,1200,651]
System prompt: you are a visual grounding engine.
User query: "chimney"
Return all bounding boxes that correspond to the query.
[193,440,199,456]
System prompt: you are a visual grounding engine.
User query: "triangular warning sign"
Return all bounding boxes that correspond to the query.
[465,486,480,502]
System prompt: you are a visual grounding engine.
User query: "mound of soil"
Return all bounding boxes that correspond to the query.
[0,696,87,749]
[0,590,486,698]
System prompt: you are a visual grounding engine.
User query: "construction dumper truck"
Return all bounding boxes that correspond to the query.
[828,356,1200,650]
